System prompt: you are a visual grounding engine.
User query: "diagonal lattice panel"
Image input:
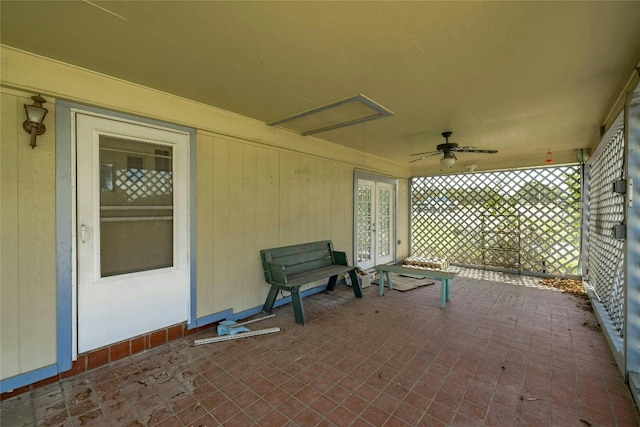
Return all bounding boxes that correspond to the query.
[585,126,625,335]
[411,166,581,276]
[114,169,173,203]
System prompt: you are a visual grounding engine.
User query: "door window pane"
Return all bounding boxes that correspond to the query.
[99,136,173,277]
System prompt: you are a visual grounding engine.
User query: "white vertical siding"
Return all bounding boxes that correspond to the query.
[254,146,280,299]
[1,92,20,378]
[211,136,231,312]
[1,90,57,380]
[195,135,214,317]
[278,152,292,246]
[195,133,361,318]
[338,163,354,253]
[397,178,410,260]
[241,144,259,308]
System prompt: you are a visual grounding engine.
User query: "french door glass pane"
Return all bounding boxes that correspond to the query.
[357,186,372,263]
[378,188,391,257]
[99,136,173,277]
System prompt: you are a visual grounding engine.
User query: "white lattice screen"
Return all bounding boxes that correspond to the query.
[411,166,581,276]
[585,125,626,335]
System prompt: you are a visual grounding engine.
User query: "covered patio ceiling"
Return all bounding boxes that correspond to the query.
[2,1,640,173]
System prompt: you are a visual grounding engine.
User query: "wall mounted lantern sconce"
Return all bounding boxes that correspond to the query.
[23,94,48,149]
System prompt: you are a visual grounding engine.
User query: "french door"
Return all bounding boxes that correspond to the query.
[76,113,190,353]
[357,179,395,269]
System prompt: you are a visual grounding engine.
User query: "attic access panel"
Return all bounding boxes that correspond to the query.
[267,94,393,136]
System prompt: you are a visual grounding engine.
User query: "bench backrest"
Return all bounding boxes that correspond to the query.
[260,240,336,283]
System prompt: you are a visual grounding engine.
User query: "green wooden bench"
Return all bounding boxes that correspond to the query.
[260,241,362,324]
[374,264,458,308]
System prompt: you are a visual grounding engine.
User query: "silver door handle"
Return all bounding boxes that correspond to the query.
[80,225,86,243]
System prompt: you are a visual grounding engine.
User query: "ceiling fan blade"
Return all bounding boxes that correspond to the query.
[454,146,498,153]
[409,156,429,163]
[409,151,447,163]
[410,150,441,157]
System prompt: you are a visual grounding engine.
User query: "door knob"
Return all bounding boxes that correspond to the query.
[80,225,86,243]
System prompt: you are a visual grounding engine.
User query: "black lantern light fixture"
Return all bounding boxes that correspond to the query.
[23,94,48,149]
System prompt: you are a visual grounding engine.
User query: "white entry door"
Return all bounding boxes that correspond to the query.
[76,113,190,353]
[357,179,394,269]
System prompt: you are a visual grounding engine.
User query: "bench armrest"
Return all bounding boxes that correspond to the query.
[333,251,350,267]
[266,261,288,284]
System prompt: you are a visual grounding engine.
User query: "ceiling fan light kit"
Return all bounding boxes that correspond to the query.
[440,152,457,168]
[410,131,498,166]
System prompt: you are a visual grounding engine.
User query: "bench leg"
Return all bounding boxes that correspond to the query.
[440,280,447,309]
[326,274,338,292]
[445,279,451,302]
[290,289,306,325]
[378,271,393,296]
[348,269,363,298]
[263,286,279,314]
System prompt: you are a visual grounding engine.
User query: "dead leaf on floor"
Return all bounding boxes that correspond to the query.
[582,321,602,333]
[519,396,539,401]
[540,277,585,296]
[580,419,592,426]
[540,278,593,312]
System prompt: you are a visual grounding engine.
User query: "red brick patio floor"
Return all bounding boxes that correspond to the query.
[1,273,639,426]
